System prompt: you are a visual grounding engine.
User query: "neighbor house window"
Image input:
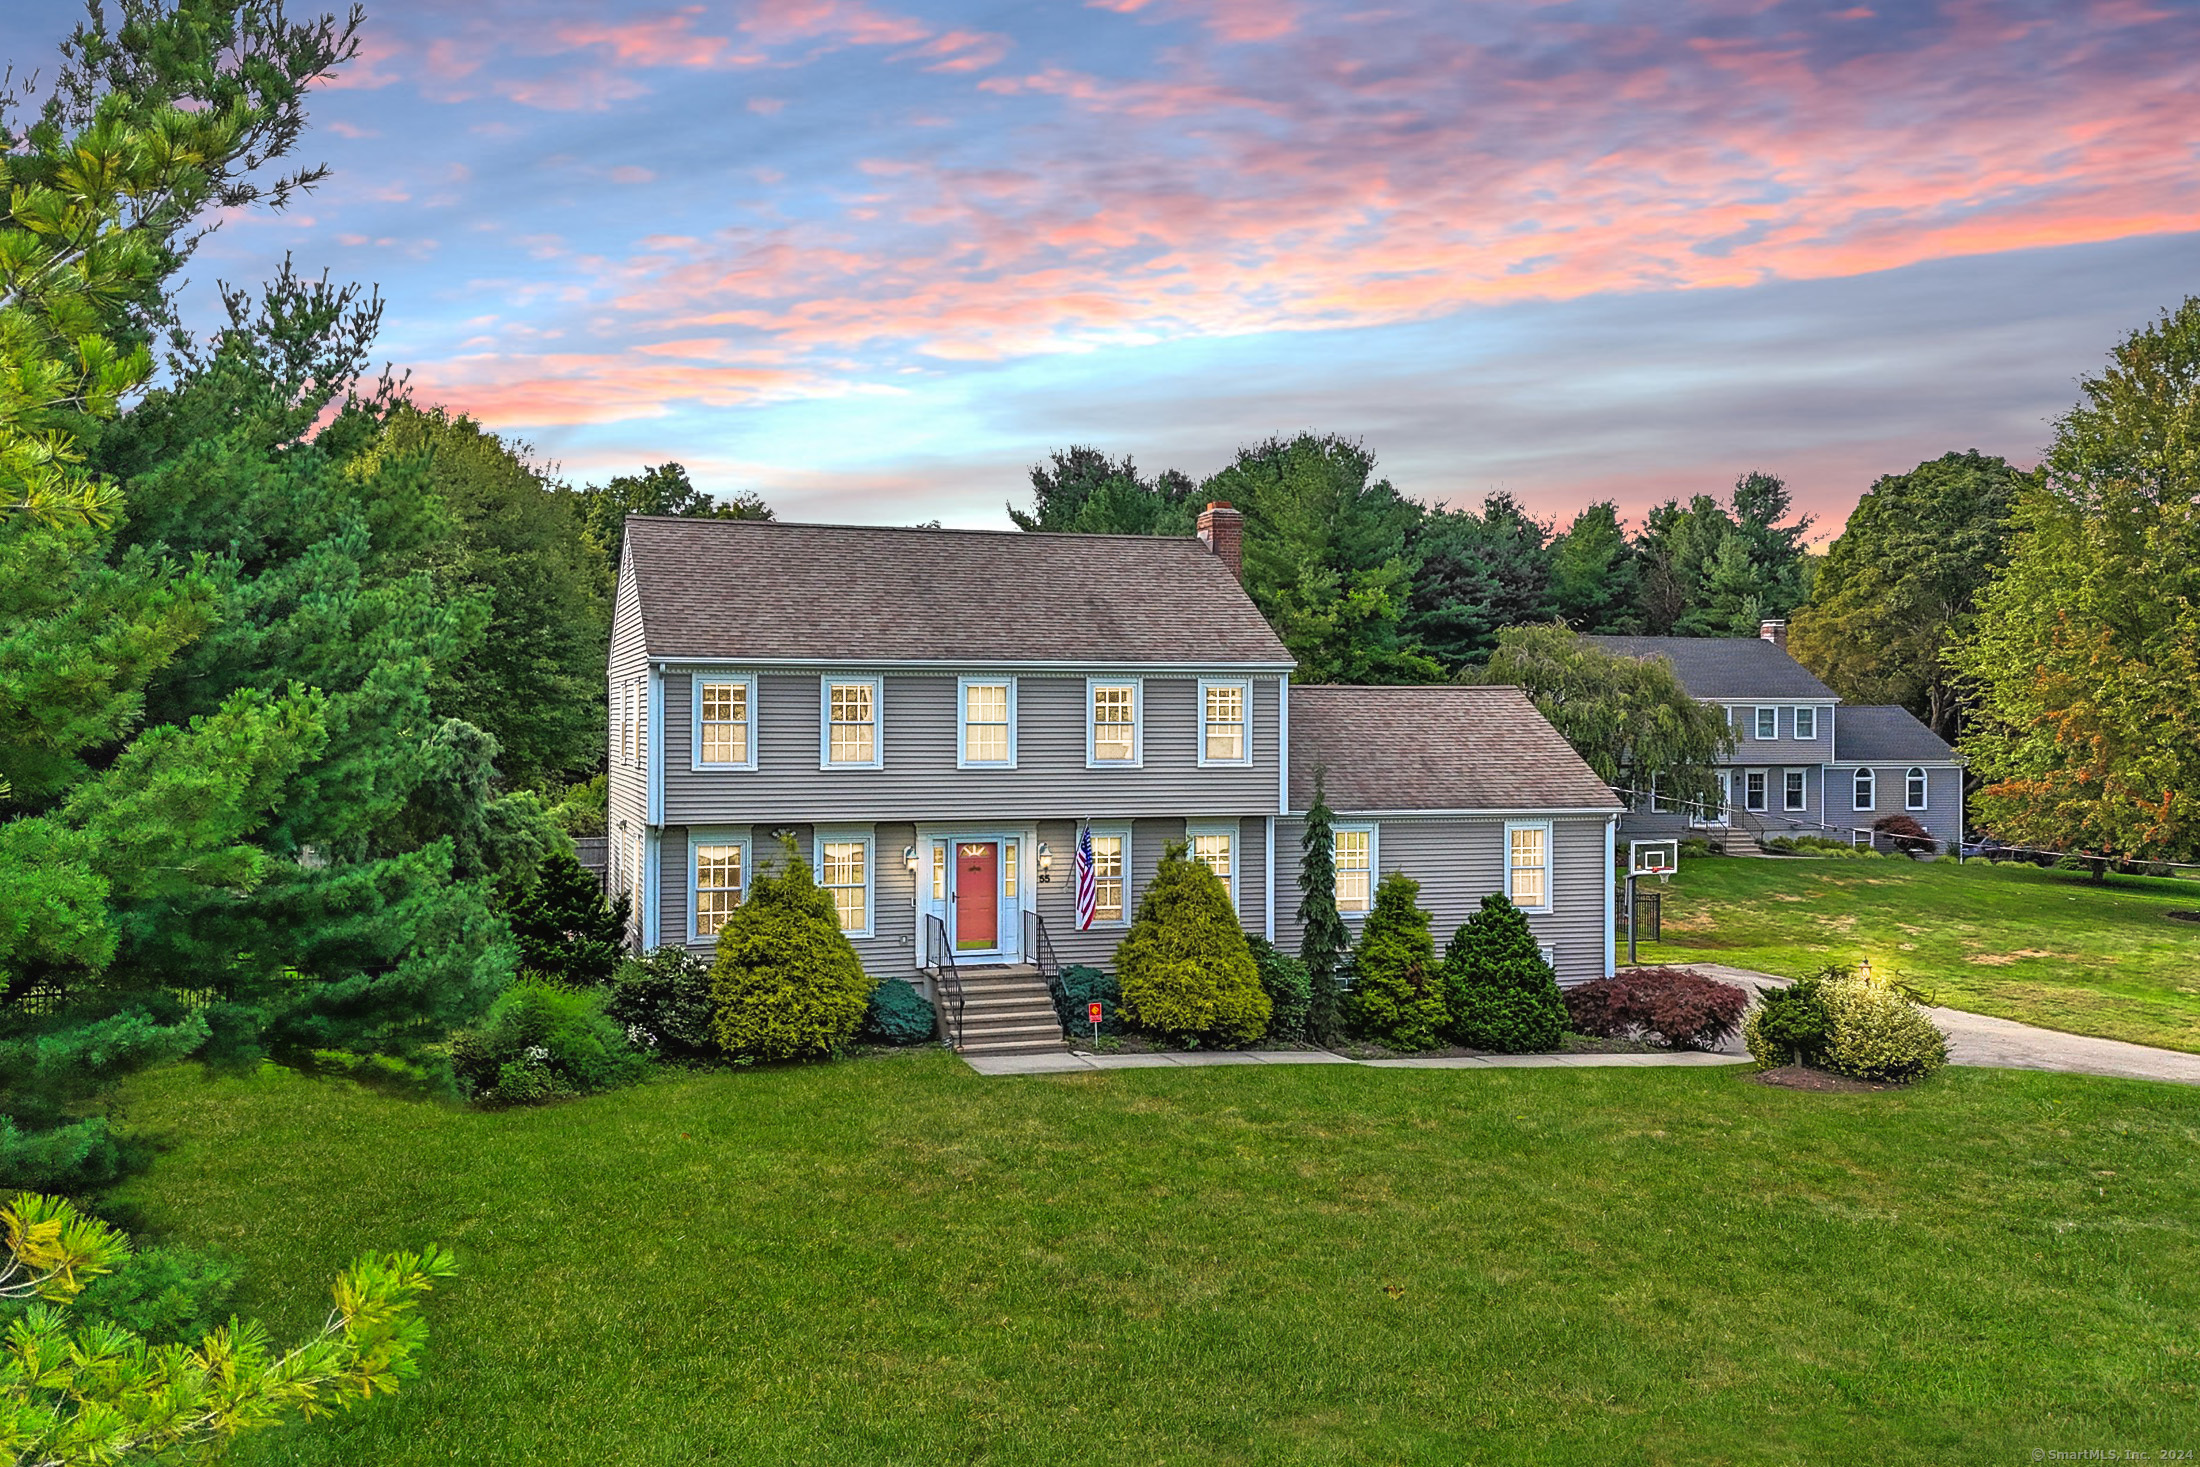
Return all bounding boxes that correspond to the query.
[1906,767,1927,810]
[1189,823,1237,908]
[1091,832,1126,923]
[959,680,1014,767]
[1793,706,1817,740]
[692,840,744,940]
[1783,769,1806,812]
[1507,821,1551,910]
[1334,827,1374,915]
[822,678,880,767]
[1744,770,1768,812]
[1754,706,1778,740]
[696,679,752,768]
[1853,768,1876,811]
[817,833,870,937]
[1088,680,1141,766]
[1200,680,1249,766]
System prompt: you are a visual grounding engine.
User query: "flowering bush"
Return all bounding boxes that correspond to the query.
[1563,968,1748,1050]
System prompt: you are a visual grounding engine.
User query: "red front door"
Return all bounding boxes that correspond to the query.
[955,842,998,950]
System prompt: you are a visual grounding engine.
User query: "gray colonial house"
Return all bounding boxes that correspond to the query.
[607,507,1623,1054]
[1587,625,1963,854]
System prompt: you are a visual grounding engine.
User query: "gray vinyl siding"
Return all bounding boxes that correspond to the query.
[607,552,650,943]
[1829,764,1964,855]
[661,671,1282,825]
[1724,702,1836,767]
[659,822,923,976]
[1271,814,1611,987]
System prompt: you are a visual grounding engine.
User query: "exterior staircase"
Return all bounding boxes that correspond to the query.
[950,964,1067,1057]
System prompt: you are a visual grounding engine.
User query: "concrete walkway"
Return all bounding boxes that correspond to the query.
[962,1047,1751,1077]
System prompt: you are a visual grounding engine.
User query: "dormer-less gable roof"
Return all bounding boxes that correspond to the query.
[1289,686,1623,813]
[1833,705,1960,764]
[1582,635,1839,702]
[622,517,1293,665]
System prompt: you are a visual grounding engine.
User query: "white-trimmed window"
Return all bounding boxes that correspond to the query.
[1199,679,1251,767]
[695,677,755,769]
[1087,679,1142,767]
[1793,706,1817,741]
[1906,766,1927,810]
[690,835,747,943]
[1853,767,1876,812]
[1783,768,1806,812]
[931,841,948,905]
[1754,706,1778,740]
[1333,825,1375,916]
[1506,820,1551,911]
[1744,769,1768,812]
[1004,840,1019,905]
[821,677,882,768]
[1188,822,1238,909]
[957,678,1015,768]
[815,829,873,938]
[1090,828,1128,924]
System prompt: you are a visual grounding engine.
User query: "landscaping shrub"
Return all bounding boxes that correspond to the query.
[450,977,652,1103]
[861,979,937,1046]
[1050,964,1126,1037]
[1116,844,1270,1046]
[1744,974,1832,1068]
[606,946,720,1061]
[709,845,875,1062]
[1248,938,1312,1043]
[1562,968,1748,1050]
[1443,892,1568,1053]
[502,849,630,984]
[1347,872,1449,1050]
[1761,834,1883,859]
[1873,814,1937,857]
[1818,966,1948,1081]
[1678,837,1722,859]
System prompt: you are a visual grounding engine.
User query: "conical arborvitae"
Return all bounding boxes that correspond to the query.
[1443,892,1568,1052]
[1345,872,1449,1050]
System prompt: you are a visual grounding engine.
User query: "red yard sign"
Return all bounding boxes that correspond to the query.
[1087,1001,1104,1024]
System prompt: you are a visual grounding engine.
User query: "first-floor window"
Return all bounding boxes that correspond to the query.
[1906,767,1927,810]
[1783,769,1807,811]
[1334,828,1372,914]
[1853,768,1876,811]
[1190,826,1235,907]
[932,841,947,903]
[1003,840,1019,902]
[820,838,868,935]
[1649,773,1675,814]
[694,842,744,939]
[1744,770,1768,812]
[1507,822,1550,909]
[1091,833,1125,923]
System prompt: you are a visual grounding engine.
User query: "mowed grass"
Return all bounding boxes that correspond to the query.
[1635,856,2200,1053]
[109,1051,2200,1465]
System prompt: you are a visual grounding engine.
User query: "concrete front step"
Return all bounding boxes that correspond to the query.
[938,964,1064,1054]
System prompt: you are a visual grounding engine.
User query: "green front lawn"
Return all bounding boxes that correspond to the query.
[1632,855,2200,1053]
[112,1053,2199,1464]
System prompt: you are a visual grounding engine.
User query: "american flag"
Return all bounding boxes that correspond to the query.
[1074,825,1096,931]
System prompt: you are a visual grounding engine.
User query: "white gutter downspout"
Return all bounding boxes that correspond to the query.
[1604,815,1617,978]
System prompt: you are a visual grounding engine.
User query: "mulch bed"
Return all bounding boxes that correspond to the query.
[1747,1064,1901,1093]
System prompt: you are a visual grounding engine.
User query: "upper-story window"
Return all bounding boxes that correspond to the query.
[1906,766,1928,810]
[1200,679,1251,767]
[1792,705,1817,740]
[959,679,1015,768]
[1853,767,1876,811]
[821,677,882,769]
[1754,706,1778,740]
[1088,679,1142,767]
[696,678,754,769]
[1334,826,1374,915]
[1506,821,1551,911]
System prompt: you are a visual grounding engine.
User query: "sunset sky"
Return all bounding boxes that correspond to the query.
[7,0,2197,532]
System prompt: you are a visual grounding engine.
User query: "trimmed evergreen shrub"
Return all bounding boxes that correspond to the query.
[1248,938,1312,1043]
[1115,844,1270,1047]
[861,979,937,1045]
[1051,964,1126,1036]
[709,845,875,1061]
[1562,968,1747,1050]
[502,849,630,984]
[1744,974,1833,1067]
[1347,872,1449,1050]
[606,946,720,1062]
[1297,774,1349,1045]
[1819,967,1948,1081]
[1444,892,1568,1053]
[450,977,652,1104]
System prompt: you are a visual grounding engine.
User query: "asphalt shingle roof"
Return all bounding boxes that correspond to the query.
[1582,635,1839,701]
[623,516,1292,664]
[1833,705,1959,764]
[1289,685,1623,813]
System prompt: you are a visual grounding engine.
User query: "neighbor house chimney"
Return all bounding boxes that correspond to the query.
[1760,619,1788,648]
[1196,501,1245,582]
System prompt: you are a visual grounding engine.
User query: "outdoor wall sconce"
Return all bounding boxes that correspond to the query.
[903,845,918,874]
[1037,843,1052,873]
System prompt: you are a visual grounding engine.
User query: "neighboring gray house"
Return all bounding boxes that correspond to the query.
[608,509,1623,1054]
[1587,625,1963,854]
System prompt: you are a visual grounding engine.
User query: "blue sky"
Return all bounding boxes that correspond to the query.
[6,0,2196,532]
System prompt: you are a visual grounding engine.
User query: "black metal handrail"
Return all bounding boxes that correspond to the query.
[923,912,965,1047]
[1024,909,1071,1038]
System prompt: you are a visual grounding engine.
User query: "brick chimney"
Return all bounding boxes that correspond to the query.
[1196,501,1245,582]
[1759,619,1788,648]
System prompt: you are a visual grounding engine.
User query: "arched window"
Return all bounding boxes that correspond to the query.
[1906,766,1927,810]
[1852,767,1875,812]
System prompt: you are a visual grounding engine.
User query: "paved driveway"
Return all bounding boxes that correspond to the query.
[1677,963,2200,1086]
